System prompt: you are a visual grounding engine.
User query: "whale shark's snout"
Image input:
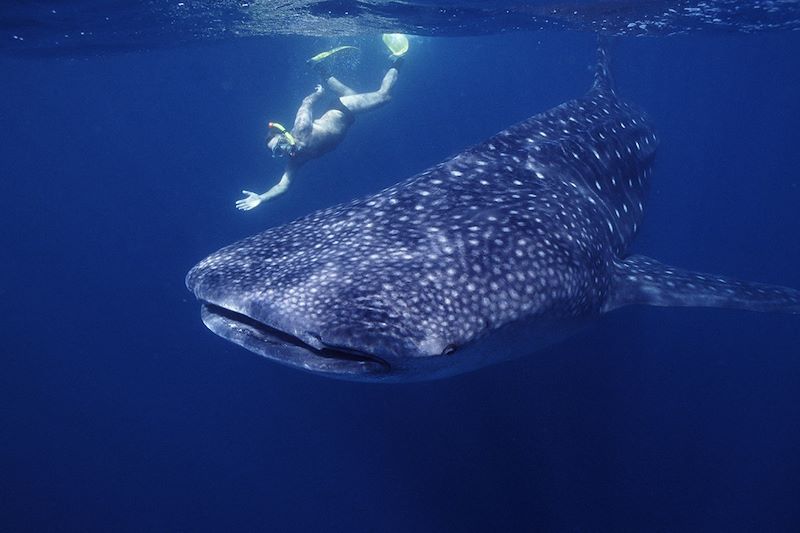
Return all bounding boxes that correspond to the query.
[185,247,449,381]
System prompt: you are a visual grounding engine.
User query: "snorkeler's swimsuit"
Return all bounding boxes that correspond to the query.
[330,98,356,126]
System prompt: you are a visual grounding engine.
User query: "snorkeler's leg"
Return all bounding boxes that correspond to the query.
[236,166,295,211]
[292,84,325,139]
[325,76,357,97]
[338,67,398,114]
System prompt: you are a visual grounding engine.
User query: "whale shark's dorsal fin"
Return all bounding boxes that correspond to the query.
[605,256,800,314]
[591,35,615,97]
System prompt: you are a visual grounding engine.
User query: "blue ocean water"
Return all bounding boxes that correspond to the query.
[2,5,800,532]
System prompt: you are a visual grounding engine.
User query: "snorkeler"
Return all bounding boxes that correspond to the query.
[236,34,409,211]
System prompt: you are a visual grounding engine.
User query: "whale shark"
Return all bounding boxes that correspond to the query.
[186,43,799,382]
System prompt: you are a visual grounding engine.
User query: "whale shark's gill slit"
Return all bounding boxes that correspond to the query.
[202,304,390,368]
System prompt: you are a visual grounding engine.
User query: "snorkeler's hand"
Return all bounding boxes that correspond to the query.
[314,83,324,95]
[236,190,264,211]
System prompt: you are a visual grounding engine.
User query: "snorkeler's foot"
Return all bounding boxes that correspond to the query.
[307,46,358,65]
[382,33,409,58]
[306,45,357,79]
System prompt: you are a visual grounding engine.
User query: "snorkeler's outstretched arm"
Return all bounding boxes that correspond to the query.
[236,167,294,211]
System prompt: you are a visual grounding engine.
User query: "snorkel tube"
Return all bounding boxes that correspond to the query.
[267,121,297,156]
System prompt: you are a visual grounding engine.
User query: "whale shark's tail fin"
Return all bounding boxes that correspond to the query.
[592,35,615,97]
[605,255,800,314]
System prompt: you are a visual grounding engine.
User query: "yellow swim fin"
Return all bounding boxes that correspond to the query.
[306,45,359,64]
[382,33,409,57]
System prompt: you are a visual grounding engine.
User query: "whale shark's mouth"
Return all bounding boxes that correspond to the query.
[199,303,390,377]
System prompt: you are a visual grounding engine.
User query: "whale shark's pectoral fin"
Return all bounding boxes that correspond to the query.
[604,255,800,314]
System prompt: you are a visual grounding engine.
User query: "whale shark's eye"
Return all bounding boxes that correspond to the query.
[442,344,457,356]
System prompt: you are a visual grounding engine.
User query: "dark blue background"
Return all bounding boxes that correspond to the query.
[2,31,799,532]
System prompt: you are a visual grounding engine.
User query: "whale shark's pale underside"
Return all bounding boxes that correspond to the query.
[186,44,799,382]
